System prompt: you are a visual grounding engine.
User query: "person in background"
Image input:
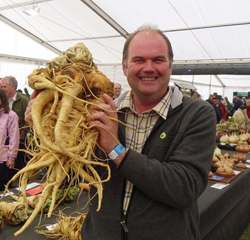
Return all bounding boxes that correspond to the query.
[25,25,216,240]
[1,76,29,170]
[246,99,250,119]
[229,96,243,115]
[214,95,227,123]
[0,89,20,190]
[113,83,122,99]
[206,94,216,107]
[191,92,202,100]
[222,96,232,111]
[233,105,247,132]
[242,97,247,106]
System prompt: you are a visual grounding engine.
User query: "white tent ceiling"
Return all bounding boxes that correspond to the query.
[0,0,250,93]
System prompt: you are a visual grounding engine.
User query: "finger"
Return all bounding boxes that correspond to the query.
[102,94,117,111]
[30,90,39,100]
[88,112,112,126]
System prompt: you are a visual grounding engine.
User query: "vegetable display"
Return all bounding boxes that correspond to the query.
[36,211,86,239]
[0,202,31,225]
[2,43,114,236]
[8,186,80,212]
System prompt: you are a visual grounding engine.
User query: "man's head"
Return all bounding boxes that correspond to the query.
[246,99,250,107]
[1,76,18,99]
[123,25,173,68]
[122,25,174,104]
[214,95,221,104]
[113,83,122,99]
[233,95,238,102]
[209,94,214,101]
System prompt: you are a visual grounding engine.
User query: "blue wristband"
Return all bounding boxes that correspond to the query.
[108,143,125,160]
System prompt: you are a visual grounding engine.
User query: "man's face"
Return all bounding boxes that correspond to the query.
[1,79,15,99]
[122,30,172,103]
[114,84,121,96]
[215,98,220,104]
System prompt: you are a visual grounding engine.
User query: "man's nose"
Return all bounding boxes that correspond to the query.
[143,60,154,71]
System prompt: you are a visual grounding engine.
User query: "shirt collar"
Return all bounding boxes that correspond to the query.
[12,92,17,101]
[118,88,172,120]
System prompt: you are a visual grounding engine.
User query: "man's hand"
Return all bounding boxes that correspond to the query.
[87,94,121,153]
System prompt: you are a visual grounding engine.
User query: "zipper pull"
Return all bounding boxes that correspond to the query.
[120,220,129,232]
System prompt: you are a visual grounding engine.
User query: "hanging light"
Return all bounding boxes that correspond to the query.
[23,4,40,16]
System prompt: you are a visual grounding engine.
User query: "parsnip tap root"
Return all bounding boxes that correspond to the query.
[36,212,86,240]
[2,43,114,236]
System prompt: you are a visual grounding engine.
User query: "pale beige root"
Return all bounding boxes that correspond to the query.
[8,193,41,209]
[0,215,3,229]
[54,83,83,153]
[14,174,56,236]
[47,159,70,218]
[36,212,86,240]
[9,43,115,236]
[0,202,30,225]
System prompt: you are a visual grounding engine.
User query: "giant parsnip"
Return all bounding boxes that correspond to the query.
[2,43,114,236]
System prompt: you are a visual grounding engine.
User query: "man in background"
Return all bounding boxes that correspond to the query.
[229,95,243,115]
[113,83,122,99]
[214,95,227,123]
[1,76,29,170]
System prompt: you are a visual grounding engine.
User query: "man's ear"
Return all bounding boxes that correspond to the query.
[169,61,173,75]
[122,60,127,76]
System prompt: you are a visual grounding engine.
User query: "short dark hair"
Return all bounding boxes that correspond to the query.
[240,104,246,110]
[122,25,174,68]
[0,88,10,113]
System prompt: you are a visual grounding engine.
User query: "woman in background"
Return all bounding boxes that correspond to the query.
[0,89,20,190]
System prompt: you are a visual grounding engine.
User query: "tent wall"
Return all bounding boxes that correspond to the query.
[0,59,249,103]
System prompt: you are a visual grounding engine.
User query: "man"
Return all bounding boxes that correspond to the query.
[246,99,250,119]
[222,96,232,111]
[113,83,122,99]
[229,95,243,115]
[206,94,216,107]
[1,76,29,170]
[83,26,216,239]
[214,95,227,123]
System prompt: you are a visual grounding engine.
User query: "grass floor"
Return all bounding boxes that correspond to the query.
[239,222,250,240]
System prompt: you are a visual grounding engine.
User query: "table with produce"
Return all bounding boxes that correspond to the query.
[198,118,250,240]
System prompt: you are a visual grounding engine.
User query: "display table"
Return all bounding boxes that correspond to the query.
[1,148,250,240]
[199,148,250,240]
[0,189,89,240]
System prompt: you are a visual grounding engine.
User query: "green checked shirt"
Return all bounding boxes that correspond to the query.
[118,87,172,215]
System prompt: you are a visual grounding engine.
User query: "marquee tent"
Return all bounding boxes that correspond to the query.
[0,0,250,101]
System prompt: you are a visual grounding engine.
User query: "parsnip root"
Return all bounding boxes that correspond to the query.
[2,43,114,236]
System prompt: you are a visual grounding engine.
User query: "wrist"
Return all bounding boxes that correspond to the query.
[108,143,125,160]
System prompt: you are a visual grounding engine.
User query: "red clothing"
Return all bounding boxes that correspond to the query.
[219,103,227,120]
[247,106,250,119]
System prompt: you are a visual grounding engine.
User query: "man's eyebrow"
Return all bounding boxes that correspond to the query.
[131,55,167,59]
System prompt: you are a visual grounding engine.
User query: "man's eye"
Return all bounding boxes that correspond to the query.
[155,59,164,63]
[134,59,143,63]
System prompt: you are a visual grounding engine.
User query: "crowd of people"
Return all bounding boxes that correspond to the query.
[205,94,250,132]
